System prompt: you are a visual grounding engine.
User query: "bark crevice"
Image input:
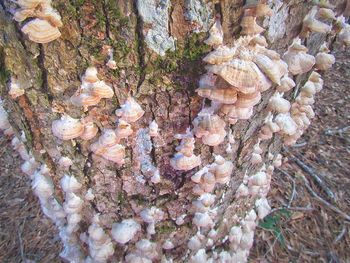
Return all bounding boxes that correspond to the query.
[133,0,147,96]
[37,44,52,102]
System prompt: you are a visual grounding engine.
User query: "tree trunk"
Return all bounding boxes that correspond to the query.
[0,0,345,262]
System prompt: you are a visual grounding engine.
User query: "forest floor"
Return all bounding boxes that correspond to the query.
[0,48,349,262]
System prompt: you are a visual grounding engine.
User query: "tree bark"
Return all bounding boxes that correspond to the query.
[0,0,345,262]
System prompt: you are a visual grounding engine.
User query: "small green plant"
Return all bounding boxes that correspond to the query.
[259,208,292,246]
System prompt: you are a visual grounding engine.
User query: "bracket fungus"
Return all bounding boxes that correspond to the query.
[125,239,158,263]
[281,72,324,145]
[14,0,63,43]
[191,155,233,195]
[52,115,84,140]
[115,97,145,123]
[199,18,288,127]
[90,129,126,165]
[21,18,61,43]
[300,6,332,38]
[0,101,14,136]
[193,112,227,146]
[204,19,223,47]
[243,2,273,17]
[86,216,115,263]
[255,197,271,219]
[337,16,350,46]
[276,76,296,92]
[319,8,336,20]
[71,67,114,110]
[282,38,315,75]
[80,120,99,141]
[250,140,263,165]
[268,92,291,113]
[170,131,201,171]
[192,193,216,213]
[212,155,234,184]
[115,120,133,142]
[58,156,73,169]
[315,43,335,71]
[140,207,165,236]
[111,219,141,244]
[240,16,265,36]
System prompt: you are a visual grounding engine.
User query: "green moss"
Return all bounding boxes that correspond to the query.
[0,48,10,87]
[0,68,10,87]
[131,194,149,206]
[156,222,177,234]
[151,33,210,74]
[25,90,38,105]
[183,33,211,61]
[142,33,209,92]
[117,191,126,205]
[56,1,79,19]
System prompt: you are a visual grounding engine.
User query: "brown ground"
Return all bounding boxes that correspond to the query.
[0,49,349,262]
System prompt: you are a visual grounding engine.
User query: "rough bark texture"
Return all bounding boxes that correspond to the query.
[0,0,345,261]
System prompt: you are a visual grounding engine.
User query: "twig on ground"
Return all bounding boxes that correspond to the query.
[276,168,296,208]
[325,126,350,136]
[270,206,315,214]
[290,156,336,201]
[263,230,282,258]
[300,175,350,221]
[18,219,26,262]
[333,225,347,244]
[292,142,307,148]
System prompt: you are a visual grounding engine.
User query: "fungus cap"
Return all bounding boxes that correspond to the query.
[111,219,141,244]
[21,18,61,43]
[80,121,98,140]
[52,115,84,140]
[115,97,144,123]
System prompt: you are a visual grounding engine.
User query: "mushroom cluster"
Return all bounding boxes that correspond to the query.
[14,0,62,43]
[300,6,334,38]
[52,114,97,141]
[282,71,323,145]
[337,16,350,46]
[59,175,86,262]
[0,109,85,262]
[125,239,159,263]
[192,193,216,229]
[227,210,258,262]
[170,130,201,171]
[282,38,315,75]
[191,155,233,195]
[71,67,114,111]
[315,43,336,71]
[111,219,141,244]
[250,140,263,165]
[140,207,165,236]
[84,215,115,263]
[192,111,227,146]
[115,97,145,123]
[90,129,126,165]
[197,3,288,125]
